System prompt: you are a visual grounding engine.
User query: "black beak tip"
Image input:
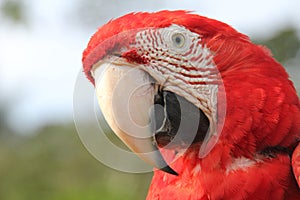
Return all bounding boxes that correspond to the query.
[160,166,179,176]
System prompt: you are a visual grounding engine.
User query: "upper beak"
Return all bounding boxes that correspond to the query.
[92,58,178,175]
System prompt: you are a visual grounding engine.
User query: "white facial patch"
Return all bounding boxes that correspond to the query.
[134,25,217,80]
[133,24,226,159]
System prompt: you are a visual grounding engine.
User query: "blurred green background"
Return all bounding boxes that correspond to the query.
[0,0,299,200]
[0,125,152,200]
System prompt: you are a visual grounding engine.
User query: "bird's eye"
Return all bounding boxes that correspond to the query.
[171,33,185,48]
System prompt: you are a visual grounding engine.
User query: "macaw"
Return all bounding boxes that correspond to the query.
[82,11,300,199]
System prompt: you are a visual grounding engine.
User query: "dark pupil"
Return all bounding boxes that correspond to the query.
[175,36,181,44]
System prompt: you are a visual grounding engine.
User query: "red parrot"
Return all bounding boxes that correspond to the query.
[82,11,300,199]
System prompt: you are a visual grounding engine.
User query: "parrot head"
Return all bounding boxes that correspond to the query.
[82,10,300,198]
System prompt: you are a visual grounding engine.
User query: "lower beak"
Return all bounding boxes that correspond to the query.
[92,60,178,175]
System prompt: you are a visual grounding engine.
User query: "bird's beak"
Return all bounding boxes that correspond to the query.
[91,58,178,175]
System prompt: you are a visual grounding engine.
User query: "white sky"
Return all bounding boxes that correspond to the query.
[0,0,299,133]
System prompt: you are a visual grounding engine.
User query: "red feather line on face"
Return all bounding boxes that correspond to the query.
[121,49,149,64]
[82,10,247,84]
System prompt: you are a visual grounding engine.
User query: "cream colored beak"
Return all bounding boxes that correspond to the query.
[92,59,177,175]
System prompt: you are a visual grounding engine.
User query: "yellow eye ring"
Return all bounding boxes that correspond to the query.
[171,33,185,48]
